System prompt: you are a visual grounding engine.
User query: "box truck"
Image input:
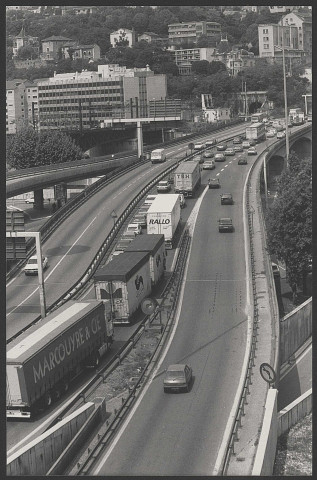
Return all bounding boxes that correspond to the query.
[147,194,181,249]
[94,251,152,325]
[245,122,266,143]
[6,301,114,418]
[174,161,201,197]
[151,148,166,164]
[125,234,166,286]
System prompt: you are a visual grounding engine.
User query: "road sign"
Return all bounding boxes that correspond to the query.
[6,210,25,231]
[141,297,158,315]
[260,363,276,384]
[6,210,26,259]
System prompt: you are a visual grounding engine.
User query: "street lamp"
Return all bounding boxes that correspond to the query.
[281,26,290,168]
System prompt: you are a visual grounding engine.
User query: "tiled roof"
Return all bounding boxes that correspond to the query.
[42,35,73,42]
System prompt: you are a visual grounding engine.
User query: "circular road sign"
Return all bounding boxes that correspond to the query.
[141,297,158,315]
[260,363,276,384]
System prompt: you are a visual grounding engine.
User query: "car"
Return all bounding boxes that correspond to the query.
[194,143,204,151]
[208,178,220,189]
[249,139,256,146]
[179,194,186,208]
[218,217,234,232]
[266,130,275,138]
[277,131,286,139]
[24,255,49,275]
[234,145,243,152]
[221,193,233,205]
[203,150,214,158]
[125,223,142,236]
[225,148,235,156]
[25,197,35,204]
[271,262,280,278]
[238,157,248,165]
[214,153,225,162]
[156,181,171,192]
[205,139,216,147]
[270,128,277,135]
[217,143,227,151]
[202,160,215,170]
[242,141,251,149]
[163,364,192,392]
[247,147,257,155]
[233,137,241,144]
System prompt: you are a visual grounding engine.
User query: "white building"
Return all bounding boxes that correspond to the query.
[6,80,28,134]
[110,28,136,48]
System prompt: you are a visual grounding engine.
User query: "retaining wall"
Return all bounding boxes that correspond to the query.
[252,389,278,476]
[277,388,312,436]
[7,402,96,476]
[280,297,312,364]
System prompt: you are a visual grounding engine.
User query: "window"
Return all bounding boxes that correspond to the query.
[263,28,268,34]
[264,44,269,49]
[263,36,269,41]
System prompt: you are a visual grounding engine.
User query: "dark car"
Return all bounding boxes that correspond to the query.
[221,193,233,205]
[233,136,241,144]
[234,145,243,152]
[203,150,214,158]
[208,178,220,189]
[219,217,234,232]
[217,143,227,151]
[238,157,248,165]
[271,262,280,278]
[164,364,192,392]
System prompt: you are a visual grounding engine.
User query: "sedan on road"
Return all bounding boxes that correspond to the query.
[25,197,35,204]
[225,148,235,156]
[234,145,243,152]
[277,131,286,139]
[233,136,241,144]
[208,178,220,189]
[217,143,227,151]
[266,130,275,138]
[164,364,192,393]
[221,193,233,205]
[247,147,257,155]
[214,153,225,162]
[238,157,248,165]
[203,150,214,158]
[218,218,234,233]
[24,255,49,275]
[202,160,215,170]
[242,141,251,149]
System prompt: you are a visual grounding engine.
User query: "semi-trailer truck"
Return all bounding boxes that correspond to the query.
[6,301,114,418]
[146,194,181,249]
[174,161,201,197]
[245,122,266,143]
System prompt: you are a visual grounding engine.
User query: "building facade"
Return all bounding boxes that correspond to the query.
[61,43,101,61]
[110,29,136,48]
[279,11,312,54]
[36,64,167,131]
[168,21,221,46]
[6,80,28,134]
[41,35,73,61]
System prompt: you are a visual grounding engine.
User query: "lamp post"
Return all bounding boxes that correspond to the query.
[281,25,290,168]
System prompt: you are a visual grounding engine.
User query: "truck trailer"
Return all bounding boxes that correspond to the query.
[174,161,201,197]
[151,148,166,164]
[245,122,266,143]
[94,251,152,324]
[125,234,166,286]
[146,194,181,249]
[6,301,114,418]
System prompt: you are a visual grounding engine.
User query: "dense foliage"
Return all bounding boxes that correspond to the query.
[266,153,312,300]
[6,128,82,169]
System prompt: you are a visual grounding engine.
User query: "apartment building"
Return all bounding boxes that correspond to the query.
[25,81,39,130]
[6,80,28,134]
[168,21,221,46]
[36,64,167,130]
[258,24,301,57]
[41,36,73,61]
[110,28,136,48]
[279,11,312,54]
[61,43,101,61]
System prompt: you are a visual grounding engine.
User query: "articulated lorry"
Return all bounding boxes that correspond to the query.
[6,301,114,418]
[245,122,266,143]
[174,161,201,197]
[147,194,181,249]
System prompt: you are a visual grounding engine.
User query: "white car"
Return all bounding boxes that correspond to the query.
[25,197,35,204]
[24,255,49,275]
[194,143,204,151]
[157,181,171,192]
[125,223,142,236]
[202,160,215,170]
[277,131,286,139]
[266,130,275,138]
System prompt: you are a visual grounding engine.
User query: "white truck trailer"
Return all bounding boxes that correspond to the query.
[245,122,266,143]
[174,161,201,197]
[6,301,114,418]
[94,251,152,324]
[125,234,166,286]
[146,194,181,249]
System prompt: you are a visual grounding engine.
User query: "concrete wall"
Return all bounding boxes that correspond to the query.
[280,297,312,364]
[252,389,278,476]
[7,402,95,475]
[277,388,312,436]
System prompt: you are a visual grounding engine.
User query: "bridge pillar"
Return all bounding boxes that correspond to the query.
[33,189,44,209]
[137,121,143,158]
[54,182,67,209]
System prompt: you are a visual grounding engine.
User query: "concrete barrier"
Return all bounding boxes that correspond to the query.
[280,297,312,364]
[277,388,312,436]
[7,402,96,476]
[252,389,278,476]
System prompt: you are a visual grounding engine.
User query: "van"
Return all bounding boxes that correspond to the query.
[125,223,142,236]
[151,148,166,164]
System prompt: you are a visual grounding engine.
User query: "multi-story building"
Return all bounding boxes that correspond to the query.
[225,50,256,76]
[6,80,28,134]
[12,25,40,57]
[168,21,221,46]
[279,10,312,54]
[41,35,73,61]
[110,28,136,48]
[172,47,217,74]
[36,64,167,130]
[25,81,39,130]
[258,24,301,56]
[61,6,98,15]
[61,43,101,61]
[269,6,296,14]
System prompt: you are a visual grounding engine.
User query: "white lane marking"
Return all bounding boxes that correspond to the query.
[6,216,98,317]
[221,168,224,172]
[225,165,228,168]
[229,161,232,163]
[93,188,208,475]
[216,173,220,176]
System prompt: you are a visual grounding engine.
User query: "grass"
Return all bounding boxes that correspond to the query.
[273,413,312,475]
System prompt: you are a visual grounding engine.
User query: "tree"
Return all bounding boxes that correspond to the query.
[266,153,312,302]
[6,127,82,169]
[16,45,38,60]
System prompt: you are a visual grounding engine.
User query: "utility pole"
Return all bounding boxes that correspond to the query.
[282,25,290,168]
